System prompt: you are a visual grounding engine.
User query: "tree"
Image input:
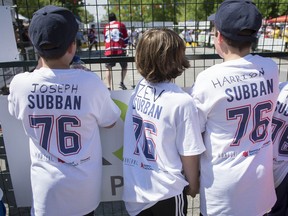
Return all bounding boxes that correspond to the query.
[15,0,61,19]
[255,0,288,19]
[15,0,94,23]
[15,0,288,25]
[177,0,228,22]
[106,0,181,24]
[176,0,288,22]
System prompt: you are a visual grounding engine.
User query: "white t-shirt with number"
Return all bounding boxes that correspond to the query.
[122,79,205,215]
[192,54,279,216]
[8,67,120,216]
[271,82,288,188]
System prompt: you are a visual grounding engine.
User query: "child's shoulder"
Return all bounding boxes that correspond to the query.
[12,71,31,80]
[279,81,288,91]
[9,71,32,88]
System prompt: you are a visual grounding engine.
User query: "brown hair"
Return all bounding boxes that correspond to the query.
[135,28,190,83]
[215,28,252,50]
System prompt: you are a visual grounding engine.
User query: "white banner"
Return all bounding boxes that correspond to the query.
[0,90,132,207]
[0,6,19,62]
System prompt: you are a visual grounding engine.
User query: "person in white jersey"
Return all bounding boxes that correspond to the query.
[7,5,120,216]
[181,28,193,46]
[191,0,279,215]
[267,82,288,216]
[122,28,206,216]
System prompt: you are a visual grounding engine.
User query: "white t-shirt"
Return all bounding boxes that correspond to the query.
[8,67,120,216]
[122,79,205,215]
[271,82,288,188]
[192,54,279,216]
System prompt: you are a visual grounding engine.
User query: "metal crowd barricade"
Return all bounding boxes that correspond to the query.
[1,0,288,215]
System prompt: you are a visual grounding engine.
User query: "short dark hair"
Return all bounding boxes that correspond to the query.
[215,27,252,50]
[108,13,117,22]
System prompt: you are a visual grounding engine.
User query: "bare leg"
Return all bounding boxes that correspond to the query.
[105,67,112,90]
[121,68,127,83]
[120,68,128,90]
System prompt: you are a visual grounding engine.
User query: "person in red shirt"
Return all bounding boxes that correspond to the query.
[104,13,129,90]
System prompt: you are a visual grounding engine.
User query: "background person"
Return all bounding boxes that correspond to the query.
[271,25,281,39]
[122,28,205,216]
[104,12,129,90]
[283,25,288,52]
[181,28,193,46]
[88,24,98,51]
[76,30,85,52]
[131,27,140,48]
[8,5,120,216]
[192,0,279,215]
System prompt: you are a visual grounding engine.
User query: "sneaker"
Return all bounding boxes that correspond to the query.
[119,82,127,90]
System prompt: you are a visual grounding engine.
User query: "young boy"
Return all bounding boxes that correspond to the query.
[122,28,205,216]
[8,5,120,216]
[191,0,279,215]
[267,82,288,216]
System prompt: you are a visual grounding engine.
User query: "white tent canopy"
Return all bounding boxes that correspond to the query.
[15,13,29,21]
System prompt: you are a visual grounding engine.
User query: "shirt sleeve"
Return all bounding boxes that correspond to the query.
[176,98,206,156]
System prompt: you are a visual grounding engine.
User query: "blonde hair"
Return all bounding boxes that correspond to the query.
[135,28,190,83]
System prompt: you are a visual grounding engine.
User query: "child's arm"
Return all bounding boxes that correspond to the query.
[181,155,200,198]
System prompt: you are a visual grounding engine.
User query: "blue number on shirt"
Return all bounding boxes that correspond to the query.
[133,115,157,161]
[57,116,81,155]
[227,105,250,146]
[29,115,81,155]
[250,102,272,142]
[227,101,273,146]
[271,117,285,142]
[272,117,288,156]
[29,115,53,150]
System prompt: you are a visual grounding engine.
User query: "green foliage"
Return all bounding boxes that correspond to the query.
[177,0,216,21]
[14,0,288,25]
[106,0,181,23]
[255,0,288,19]
[15,0,94,23]
[16,0,61,19]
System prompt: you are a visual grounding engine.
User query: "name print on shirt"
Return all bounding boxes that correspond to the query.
[211,68,265,89]
[274,100,288,116]
[225,79,274,102]
[28,83,81,110]
[133,84,164,119]
[210,67,275,102]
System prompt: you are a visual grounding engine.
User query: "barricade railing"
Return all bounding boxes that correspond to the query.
[1,0,288,215]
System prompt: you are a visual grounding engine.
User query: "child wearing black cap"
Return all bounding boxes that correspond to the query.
[191,0,279,215]
[7,5,120,216]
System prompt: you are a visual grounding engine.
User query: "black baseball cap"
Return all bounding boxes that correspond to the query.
[29,5,78,59]
[214,0,262,42]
